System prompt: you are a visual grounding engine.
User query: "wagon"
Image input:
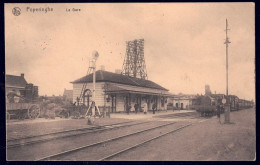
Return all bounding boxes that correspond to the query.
[6,103,41,120]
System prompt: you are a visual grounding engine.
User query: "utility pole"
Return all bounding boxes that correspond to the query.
[224,19,231,123]
[91,51,99,116]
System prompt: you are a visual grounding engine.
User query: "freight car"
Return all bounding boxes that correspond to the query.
[222,95,253,111]
[228,95,239,111]
[238,99,254,110]
[191,94,253,118]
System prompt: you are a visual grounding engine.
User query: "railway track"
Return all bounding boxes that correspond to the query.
[7,120,151,148]
[154,111,200,119]
[99,123,192,161]
[7,120,132,142]
[7,118,211,161]
[37,121,184,161]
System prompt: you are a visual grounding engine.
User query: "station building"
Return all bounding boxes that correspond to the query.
[71,70,172,113]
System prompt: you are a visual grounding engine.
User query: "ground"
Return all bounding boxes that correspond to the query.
[111,109,256,161]
[6,109,256,161]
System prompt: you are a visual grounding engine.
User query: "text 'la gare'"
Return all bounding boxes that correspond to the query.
[66,8,81,12]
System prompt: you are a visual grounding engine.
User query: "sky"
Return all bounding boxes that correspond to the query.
[5,3,255,101]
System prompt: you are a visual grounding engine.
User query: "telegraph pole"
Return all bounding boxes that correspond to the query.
[224,19,231,123]
[91,51,99,116]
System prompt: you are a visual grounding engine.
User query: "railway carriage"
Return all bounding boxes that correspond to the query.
[238,99,254,110]
[228,95,239,111]
[191,94,253,118]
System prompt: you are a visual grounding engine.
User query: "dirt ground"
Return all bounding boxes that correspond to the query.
[111,108,256,161]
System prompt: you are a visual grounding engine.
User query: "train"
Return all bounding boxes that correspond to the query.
[191,94,254,117]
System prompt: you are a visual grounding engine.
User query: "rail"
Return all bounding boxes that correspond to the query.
[36,122,177,161]
[7,121,151,148]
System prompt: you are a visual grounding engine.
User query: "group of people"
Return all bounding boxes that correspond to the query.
[126,102,157,115]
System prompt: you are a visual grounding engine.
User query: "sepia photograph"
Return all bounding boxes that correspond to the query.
[5,3,255,161]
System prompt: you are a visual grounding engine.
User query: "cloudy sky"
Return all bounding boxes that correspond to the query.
[5,3,255,100]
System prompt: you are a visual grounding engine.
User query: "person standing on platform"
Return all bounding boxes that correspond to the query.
[217,103,221,124]
[126,104,131,115]
[134,103,139,114]
[143,102,148,114]
[152,103,157,114]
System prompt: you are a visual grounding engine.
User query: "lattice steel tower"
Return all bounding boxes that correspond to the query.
[122,39,148,79]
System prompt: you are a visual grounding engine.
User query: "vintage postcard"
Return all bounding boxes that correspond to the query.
[5,3,255,161]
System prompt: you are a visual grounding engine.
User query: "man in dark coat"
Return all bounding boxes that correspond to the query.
[152,103,157,114]
[126,104,131,115]
[134,103,139,114]
[217,104,221,124]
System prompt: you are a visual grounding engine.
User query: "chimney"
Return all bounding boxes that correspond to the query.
[101,65,105,71]
[21,73,24,78]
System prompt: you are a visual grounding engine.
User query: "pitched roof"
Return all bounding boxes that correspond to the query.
[71,70,168,91]
[105,83,173,96]
[6,74,27,88]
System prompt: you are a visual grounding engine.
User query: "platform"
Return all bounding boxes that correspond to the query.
[6,109,197,139]
[110,110,196,120]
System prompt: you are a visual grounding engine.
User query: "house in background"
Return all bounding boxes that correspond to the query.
[6,73,38,103]
[71,70,173,113]
[168,94,195,110]
[6,74,28,103]
[63,88,73,102]
[6,73,27,96]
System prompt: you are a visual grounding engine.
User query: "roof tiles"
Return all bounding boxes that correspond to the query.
[72,70,168,91]
[6,75,27,88]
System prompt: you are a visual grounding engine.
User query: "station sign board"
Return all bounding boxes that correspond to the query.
[222,98,226,104]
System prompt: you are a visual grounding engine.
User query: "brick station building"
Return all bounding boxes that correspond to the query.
[71,70,172,113]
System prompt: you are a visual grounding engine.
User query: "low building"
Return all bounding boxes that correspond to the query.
[6,73,27,95]
[63,88,73,102]
[168,95,195,110]
[6,73,38,103]
[71,70,172,112]
[6,73,28,103]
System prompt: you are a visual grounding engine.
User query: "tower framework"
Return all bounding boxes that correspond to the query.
[122,39,148,79]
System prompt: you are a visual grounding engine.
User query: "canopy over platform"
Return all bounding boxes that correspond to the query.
[105,84,173,97]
